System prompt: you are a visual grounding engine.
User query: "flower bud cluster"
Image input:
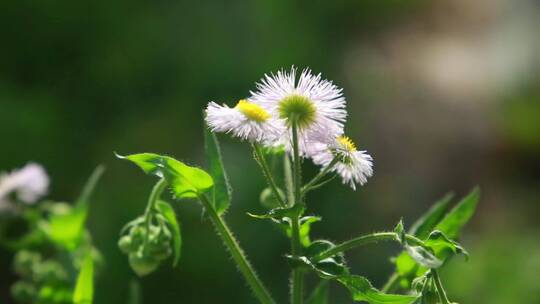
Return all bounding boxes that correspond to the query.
[11,250,71,304]
[118,213,173,276]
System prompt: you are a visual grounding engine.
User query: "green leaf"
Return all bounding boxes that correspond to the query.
[409,193,453,239]
[435,187,480,239]
[307,280,329,304]
[394,219,406,244]
[247,203,304,220]
[73,254,94,304]
[156,200,182,266]
[338,275,419,304]
[404,245,442,269]
[285,254,348,279]
[259,187,284,209]
[299,216,321,247]
[116,153,213,198]
[43,203,87,251]
[424,230,468,260]
[204,129,232,215]
[44,166,105,251]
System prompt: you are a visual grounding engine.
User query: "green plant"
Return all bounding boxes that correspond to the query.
[115,68,480,303]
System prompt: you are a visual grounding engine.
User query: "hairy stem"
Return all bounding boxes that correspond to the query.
[283,154,295,207]
[199,194,275,304]
[311,232,425,263]
[432,269,451,304]
[301,157,338,195]
[291,121,304,304]
[252,143,287,207]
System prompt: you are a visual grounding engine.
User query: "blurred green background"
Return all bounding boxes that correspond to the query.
[1,0,539,303]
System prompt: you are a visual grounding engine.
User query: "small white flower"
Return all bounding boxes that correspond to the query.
[205,99,282,143]
[249,67,347,155]
[311,136,373,190]
[0,163,49,208]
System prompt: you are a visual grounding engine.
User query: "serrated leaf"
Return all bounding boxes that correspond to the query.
[409,193,453,239]
[73,254,94,304]
[285,254,348,279]
[307,280,329,304]
[425,230,468,260]
[116,153,213,199]
[435,187,480,239]
[305,240,344,264]
[156,200,182,266]
[338,275,419,304]
[204,129,232,215]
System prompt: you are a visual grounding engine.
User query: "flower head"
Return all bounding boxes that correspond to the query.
[311,136,373,190]
[0,163,49,209]
[249,67,347,155]
[205,99,282,143]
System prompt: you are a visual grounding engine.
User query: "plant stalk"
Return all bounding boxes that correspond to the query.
[301,157,339,195]
[312,232,425,262]
[199,194,275,304]
[252,143,287,207]
[143,179,168,248]
[432,269,451,304]
[291,121,304,304]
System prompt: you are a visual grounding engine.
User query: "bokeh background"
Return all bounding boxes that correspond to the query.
[1,0,539,303]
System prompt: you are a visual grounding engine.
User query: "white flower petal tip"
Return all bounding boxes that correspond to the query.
[204,99,283,144]
[311,136,374,190]
[0,163,49,206]
[249,67,347,155]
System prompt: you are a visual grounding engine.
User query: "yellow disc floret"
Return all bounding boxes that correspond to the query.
[235,100,271,122]
[337,136,357,152]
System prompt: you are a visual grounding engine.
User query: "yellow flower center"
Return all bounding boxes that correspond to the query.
[337,136,357,152]
[235,100,271,122]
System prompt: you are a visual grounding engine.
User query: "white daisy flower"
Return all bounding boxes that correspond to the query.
[0,163,49,209]
[311,136,373,190]
[205,99,282,143]
[249,67,347,155]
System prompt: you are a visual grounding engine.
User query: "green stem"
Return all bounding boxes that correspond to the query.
[199,194,275,304]
[284,154,295,207]
[381,272,400,293]
[76,165,106,206]
[145,179,168,215]
[291,121,304,304]
[252,143,287,207]
[312,232,425,263]
[143,179,168,248]
[301,157,339,195]
[432,269,451,304]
